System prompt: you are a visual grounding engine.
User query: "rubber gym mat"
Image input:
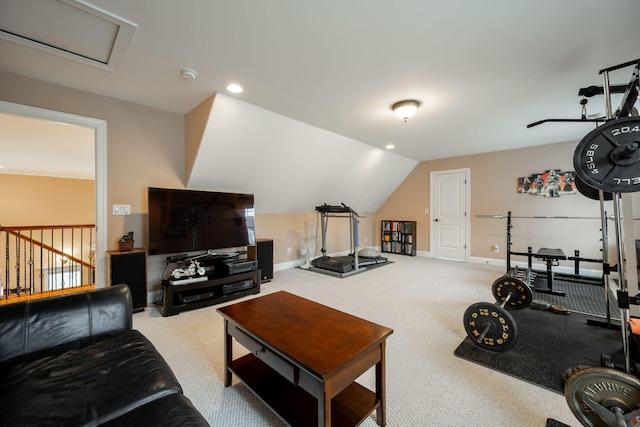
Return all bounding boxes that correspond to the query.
[454,308,623,394]
[532,275,619,319]
[546,419,571,427]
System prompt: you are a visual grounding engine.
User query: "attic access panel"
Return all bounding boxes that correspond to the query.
[0,0,136,72]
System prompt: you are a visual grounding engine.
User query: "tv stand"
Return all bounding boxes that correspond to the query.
[160,269,261,316]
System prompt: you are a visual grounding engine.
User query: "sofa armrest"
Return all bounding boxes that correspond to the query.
[0,284,132,363]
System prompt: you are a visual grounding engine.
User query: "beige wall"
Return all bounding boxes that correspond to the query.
[377,141,610,270]
[0,71,373,294]
[0,174,95,289]
[0,71,185,250]
[2,70,623,294]
[0,174,94,226]
[256,211,378,263]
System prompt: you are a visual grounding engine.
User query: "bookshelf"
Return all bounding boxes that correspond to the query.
[381,220,416,256]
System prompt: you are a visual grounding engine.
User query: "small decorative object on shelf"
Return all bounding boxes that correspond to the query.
[118,231,134,251]
[381,220,416,256]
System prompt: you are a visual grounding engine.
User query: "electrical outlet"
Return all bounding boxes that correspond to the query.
[493,244,499,253]
[287,247,292,255]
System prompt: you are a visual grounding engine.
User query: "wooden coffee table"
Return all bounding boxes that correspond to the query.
[217,291,393,427]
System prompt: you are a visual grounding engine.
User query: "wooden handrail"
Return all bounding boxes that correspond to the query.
[1,224,95,231]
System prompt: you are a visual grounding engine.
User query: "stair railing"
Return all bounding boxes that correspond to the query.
[0,224,96,298]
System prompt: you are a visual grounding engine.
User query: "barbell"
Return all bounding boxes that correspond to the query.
[565,367,640,427]
[462,275,533,352]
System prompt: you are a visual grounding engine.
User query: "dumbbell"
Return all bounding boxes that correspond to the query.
[462,276,533,352]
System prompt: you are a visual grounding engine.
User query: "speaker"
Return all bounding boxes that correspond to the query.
[248,238,273,282]
[108,249,147,312]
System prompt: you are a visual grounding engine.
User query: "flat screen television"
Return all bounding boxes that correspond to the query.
[148,187,255,256]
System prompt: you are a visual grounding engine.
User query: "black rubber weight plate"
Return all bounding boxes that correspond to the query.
[463,302,518,352]
[551,305,571,314]
[491,276,533,309]
[565,367,640,427]
[531,300,551,310]
[573,117,640,193]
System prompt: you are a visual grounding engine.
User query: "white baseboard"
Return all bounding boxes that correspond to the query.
[275,252,604,279]
[469,256,603,278]
[275,260,303,271]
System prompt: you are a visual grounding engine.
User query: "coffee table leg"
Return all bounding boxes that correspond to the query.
[376,342,386,426]
[318,389,330,427]
[223,320,232,387]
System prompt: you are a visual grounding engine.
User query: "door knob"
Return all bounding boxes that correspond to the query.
[434,218,439,222]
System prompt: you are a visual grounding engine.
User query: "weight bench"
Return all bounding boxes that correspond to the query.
[534,247,566,296]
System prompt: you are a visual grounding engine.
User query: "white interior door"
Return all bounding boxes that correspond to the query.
[431,169,469,261]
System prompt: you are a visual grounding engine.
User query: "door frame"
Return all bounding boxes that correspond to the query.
[0,100,108,288]
[429,167,470,262]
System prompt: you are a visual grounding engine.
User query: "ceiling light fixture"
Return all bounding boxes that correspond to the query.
[181,68,197,79]
[391,100,421,122]
[226,83,243,94]
[385,144,395,150]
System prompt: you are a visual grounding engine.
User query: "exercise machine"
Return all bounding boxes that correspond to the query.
[531,58,640,427]
[310,203,387,278]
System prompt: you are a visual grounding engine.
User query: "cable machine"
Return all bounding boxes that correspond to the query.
[528,58,640,426]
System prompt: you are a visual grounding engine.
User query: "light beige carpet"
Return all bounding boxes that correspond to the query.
[133,254,581,426]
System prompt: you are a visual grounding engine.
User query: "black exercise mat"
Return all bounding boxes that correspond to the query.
[300,258,393,276]
[532,274,618,319]
[546,419,571,427]
[454,308,623,394]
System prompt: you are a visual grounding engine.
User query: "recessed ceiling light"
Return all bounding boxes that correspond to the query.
[385,144,395,150]
[226,83,243,94]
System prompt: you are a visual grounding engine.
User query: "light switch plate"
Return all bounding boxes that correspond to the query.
[112,204,131,215]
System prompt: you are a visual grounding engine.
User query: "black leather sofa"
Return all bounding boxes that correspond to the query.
[0,284,209,427]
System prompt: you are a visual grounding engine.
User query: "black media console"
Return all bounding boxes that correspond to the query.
[160,269,261,316]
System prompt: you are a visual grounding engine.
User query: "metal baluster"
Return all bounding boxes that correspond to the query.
[61,228,65,289]
[71,228,75,288]
[39,229,43,293]
[3,231,7,298]
[15,233,20,296]
[50,229,54,290]
[28,230,34,293]
[80,227,84,286]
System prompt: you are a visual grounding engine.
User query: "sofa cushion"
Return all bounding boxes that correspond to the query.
[100,393,210,427]
[0,284,132,363]
[0,329,182,427]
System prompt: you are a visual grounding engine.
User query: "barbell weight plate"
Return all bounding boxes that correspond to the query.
[575,174,613,201]
[531,299,551,310]
[573,117,640,193]
[564,367,640,427]
[491,275,533,309]
[550,305,571,315]
[463,302,518,352]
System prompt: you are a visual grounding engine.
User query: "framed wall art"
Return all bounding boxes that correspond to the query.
[517,169,576,197]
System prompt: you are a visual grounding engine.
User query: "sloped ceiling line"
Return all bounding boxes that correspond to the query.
[186,93,418,214]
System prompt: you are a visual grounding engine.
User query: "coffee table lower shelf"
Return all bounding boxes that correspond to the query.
[231,354,380,427]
